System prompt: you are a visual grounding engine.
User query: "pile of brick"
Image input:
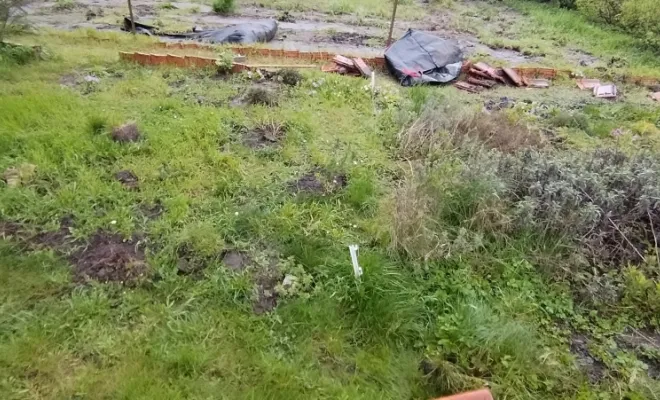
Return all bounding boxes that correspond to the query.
[455,62,550,93]
[321,55,373,78]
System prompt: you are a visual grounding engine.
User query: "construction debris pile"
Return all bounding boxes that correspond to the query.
[455,62,550,93]
[576,78,617,99]
[321,55,373,78]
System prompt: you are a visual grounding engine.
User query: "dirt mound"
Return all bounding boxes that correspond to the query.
[114,170,139,190]
[71,232,148,284]
[222,250,251,272]
[111,123,141,143]
[289,170,347,195]
[244,87,278,106]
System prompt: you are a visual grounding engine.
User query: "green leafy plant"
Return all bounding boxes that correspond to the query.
[212,0,234,15]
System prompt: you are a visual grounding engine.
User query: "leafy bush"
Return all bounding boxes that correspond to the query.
[212,0,234,15]
[496,148,660,269]
[0,42,36,64]
[576,0,622,24]
[620,0,660,51]
[549,111,591,132]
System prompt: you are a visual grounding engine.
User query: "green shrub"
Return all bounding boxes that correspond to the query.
[576,0,622,24]
[0,43,36,64]
[549,111,591,132]
[212,0,234,15]
[620,0,660,51]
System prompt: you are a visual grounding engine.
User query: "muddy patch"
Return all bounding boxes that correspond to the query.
[220,250,250,272]
[570,334,607,383]
[71,232,147,284]
[315,31,374,47]
[243,121,287,149]
[111,123,141,143]
[253,266,281,314]
[114,170,139,190]
[565,48,600,67]
[289,170,347,195]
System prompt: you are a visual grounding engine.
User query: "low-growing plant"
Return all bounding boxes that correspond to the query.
[212,0,234,15]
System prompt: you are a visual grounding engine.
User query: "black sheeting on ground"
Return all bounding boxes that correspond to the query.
[122,17,278,44]
[385,29,463,86]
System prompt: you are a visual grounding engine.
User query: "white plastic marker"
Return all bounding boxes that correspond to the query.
[348,244,363,278]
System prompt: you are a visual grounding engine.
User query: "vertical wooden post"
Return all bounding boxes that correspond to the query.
[386,0,399,47]
[127,0,136,34]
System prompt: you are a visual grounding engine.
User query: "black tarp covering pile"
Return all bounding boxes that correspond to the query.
[385,29,463,86]
[122,17,278,44]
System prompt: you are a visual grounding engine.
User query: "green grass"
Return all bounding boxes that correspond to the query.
[2,21,660,400]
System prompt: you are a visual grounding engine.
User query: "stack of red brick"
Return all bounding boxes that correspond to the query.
[455,62,550,93]
[322,55,373,78]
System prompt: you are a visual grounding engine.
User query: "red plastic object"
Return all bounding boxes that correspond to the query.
[433,389,494,400]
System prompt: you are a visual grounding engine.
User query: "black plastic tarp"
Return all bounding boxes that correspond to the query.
[122,17,278,44]
[186,20,278,44]
[385,30,463,86]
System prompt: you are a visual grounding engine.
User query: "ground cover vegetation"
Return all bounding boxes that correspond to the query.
[3,0,660,399]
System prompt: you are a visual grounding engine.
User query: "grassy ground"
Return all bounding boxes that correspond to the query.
[3,1,660,399]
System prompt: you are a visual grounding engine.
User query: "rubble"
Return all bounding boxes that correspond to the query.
[594,84,617,99]
[321,55,374,78]
[455,62,552,92]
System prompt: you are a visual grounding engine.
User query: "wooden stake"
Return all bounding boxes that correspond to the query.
[127,0,136,34]
[386,0,399,47]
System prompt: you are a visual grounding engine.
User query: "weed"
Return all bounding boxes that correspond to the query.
[278,68,302,86]
[53,0,75,11]
[549,111,591,131]
[212,0,234,15]
[87,115,107,135]
[245,87,277,106]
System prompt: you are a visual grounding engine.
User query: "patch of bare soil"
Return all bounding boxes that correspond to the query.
[114,170,139,190]
[565,49,601,67]
[111,123,141,143]
[71,232,148,284]
[314,31,375,47]
[243,120,287,149]
[289,170,347,195]
[570,334,607,383]
[253,266,280,314]
[222,250,251,272]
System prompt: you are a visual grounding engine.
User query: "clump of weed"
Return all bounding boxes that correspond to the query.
[278,68,302,86]
[549,111,591,131]
[0,43,37,65]
[111,122,141,143]
[452,111,545,153]
[87,115,107,135]
[244,87,277,106]
[384,166,488,261]
[53,0,76,11]
[396,101,544,160]
[212,0,234,15]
